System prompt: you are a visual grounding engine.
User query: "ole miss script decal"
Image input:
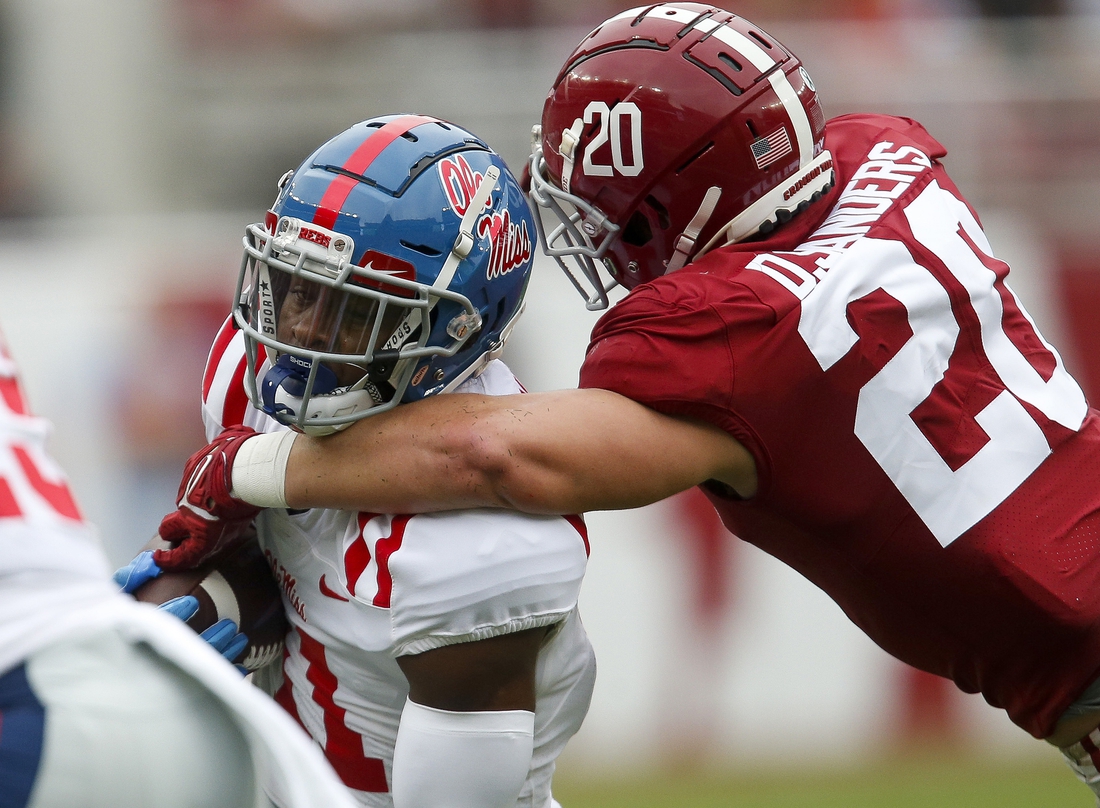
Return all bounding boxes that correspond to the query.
[437,154,531,281]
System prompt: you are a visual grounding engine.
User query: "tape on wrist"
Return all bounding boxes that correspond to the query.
[230,430,296,509]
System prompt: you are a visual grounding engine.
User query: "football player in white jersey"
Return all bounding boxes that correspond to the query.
[131,116,596,808]
[0,326,356,808]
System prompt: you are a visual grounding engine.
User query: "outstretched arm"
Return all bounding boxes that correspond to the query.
[282,387,756,515]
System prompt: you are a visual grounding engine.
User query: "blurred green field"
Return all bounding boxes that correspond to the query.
[553,752,1092,808]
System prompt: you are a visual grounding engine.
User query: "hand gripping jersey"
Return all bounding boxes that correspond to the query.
[203,323,596,807]
[580,113,1100,740]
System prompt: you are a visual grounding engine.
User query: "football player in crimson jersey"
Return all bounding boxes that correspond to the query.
[162,3,1100,802]
[140,116,596,808]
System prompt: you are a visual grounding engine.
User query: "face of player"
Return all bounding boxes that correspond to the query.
[276,276,395,387]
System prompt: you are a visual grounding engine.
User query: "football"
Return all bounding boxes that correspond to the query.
[133,527,288,672]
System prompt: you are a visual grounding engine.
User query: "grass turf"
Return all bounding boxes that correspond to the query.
[552,752,1091,807]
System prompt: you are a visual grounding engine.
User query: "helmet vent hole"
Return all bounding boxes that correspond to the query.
[644,195,671,230]
[400,240,443,257]
[677,142,714,174]
[717,53,743,72]
[676,10,715,38]
[746,120,760,138]
[749,30,773,49]
[622,210,653,247]
[364,120,418,142]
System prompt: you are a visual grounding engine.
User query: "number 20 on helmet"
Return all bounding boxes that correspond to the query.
[528,2,834,309]
[234,115,535,435]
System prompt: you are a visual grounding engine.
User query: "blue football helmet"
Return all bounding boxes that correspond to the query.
[234,114,535,435]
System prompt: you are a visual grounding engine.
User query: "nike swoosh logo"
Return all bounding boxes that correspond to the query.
[319,574,350,602]
[362,261,406,277]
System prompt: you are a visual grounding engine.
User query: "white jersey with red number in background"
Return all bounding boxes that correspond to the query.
[0,325,359,808]
[0,325,118,672]
[202,323,596,808]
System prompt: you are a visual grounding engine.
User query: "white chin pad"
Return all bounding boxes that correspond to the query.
[271,386,380,436]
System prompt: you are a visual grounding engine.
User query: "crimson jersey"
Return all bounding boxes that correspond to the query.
[580,112,1100,739]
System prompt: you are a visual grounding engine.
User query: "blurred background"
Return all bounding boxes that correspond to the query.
[1,0,1099,803]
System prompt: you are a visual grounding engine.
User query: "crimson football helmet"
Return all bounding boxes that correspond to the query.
[528,3,834,309]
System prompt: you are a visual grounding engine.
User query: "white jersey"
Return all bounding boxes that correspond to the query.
[203,318,596,808]
[0,326,358,808]
[0,327,120,674]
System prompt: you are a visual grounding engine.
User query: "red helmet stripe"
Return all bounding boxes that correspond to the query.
[313,114,438,230]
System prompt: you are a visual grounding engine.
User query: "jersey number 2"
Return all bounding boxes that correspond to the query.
[581,101,644,178]
[797,181,1086,547]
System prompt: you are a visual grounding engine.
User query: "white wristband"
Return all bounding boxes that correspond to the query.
[230,430,297,509]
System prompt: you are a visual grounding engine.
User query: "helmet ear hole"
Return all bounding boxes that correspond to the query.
[622,210,653,247]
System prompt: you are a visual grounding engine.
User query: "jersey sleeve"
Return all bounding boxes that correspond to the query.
[336,510,590,657]
[200,315,285,440]
[579,282,759,444]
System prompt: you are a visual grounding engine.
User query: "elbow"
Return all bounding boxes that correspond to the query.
[437,419,521,509]
[438,418,555,513]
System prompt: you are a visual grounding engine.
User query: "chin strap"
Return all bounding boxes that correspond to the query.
[558,118,585,195]
[377,165,500,398]
[438,165,500,288]
[665,186,723,275]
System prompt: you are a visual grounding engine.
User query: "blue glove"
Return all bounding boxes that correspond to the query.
[113,550,162,593]
[158,594,200,621]
[201,619,250,672]
[156,596,250,673]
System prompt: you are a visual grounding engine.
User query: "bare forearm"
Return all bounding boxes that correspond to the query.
[282,388,755,514]
[284,394,514,513]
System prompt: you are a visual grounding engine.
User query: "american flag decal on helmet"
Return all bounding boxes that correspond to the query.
[751,127,793,170]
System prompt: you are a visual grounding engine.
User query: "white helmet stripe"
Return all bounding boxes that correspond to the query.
[768,72,814,168]
[709,25,776,72]
[604,5,650,25]
[709,24,814,169]
[601,7,815,170]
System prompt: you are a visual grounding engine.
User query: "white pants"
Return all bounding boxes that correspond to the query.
[24,627,267,808]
